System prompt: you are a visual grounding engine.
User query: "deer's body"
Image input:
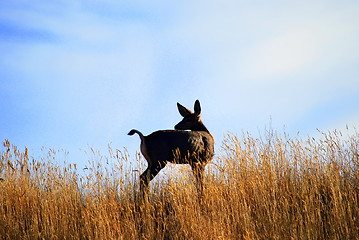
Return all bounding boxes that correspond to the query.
[130,129,213,165]
[128,100,214,195]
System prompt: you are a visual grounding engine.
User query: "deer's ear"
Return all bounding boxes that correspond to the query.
[177,103,192,117]
[194,100,201,116]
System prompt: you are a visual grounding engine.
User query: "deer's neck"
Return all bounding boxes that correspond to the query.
[195,121,210,133]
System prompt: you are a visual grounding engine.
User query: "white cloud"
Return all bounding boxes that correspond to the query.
[246,8,359,80]
[163,1,359,137]
[1,0,359,158]
[242,27,323,80]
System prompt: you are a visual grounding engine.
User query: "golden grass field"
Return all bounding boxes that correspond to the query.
[1,130,358,239]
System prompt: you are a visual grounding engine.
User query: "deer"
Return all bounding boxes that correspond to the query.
[128,100,214,197]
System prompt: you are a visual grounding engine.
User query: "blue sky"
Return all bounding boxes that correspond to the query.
[1,1,359,169]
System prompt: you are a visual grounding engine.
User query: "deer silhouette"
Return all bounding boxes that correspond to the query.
[128,100,214,196]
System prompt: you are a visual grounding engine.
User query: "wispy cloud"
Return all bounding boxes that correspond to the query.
[0,20,56,43]
[0,1,358,166]
[0,2,163,148]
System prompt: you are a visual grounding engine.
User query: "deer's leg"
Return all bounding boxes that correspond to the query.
[191,163,205,198]
[139,168,150,194]
[139,161,165,194]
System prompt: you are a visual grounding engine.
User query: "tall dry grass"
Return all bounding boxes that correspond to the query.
[0,130,358,239]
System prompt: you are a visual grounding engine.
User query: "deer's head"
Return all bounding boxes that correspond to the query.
[175,100,203,131]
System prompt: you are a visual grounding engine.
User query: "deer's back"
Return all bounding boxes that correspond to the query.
[144,130,214,164]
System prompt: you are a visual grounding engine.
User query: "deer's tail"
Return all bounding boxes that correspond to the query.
[128,129,145,142]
